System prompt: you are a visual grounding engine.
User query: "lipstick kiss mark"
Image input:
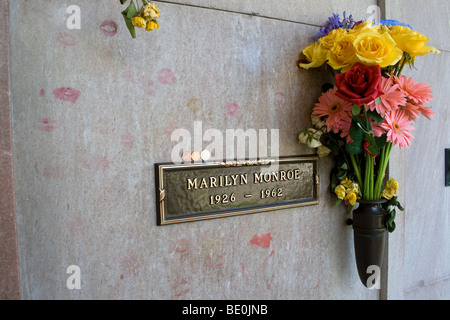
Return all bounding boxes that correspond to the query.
[40,118,58,132]
[100,20,118,37]
[250,233,273,249]
[226,102,240,118]
[53,87,81,104]
[158,68,176,85]
[120,133,136,148]
[56,32,78,46]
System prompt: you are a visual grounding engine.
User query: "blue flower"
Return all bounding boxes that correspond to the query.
[380,19,413,29]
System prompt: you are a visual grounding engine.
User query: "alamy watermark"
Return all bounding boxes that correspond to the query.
[170,121,280,171]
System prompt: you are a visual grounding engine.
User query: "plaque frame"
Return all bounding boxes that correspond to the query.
[155,155,319,225]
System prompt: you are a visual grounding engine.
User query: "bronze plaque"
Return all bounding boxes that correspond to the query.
[155,156,319,225]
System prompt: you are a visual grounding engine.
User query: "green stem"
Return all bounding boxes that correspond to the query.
[396,54,407,77]
[374,142,393,198]
[350,153,363,191]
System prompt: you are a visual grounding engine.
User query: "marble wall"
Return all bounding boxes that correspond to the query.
[3,0,449,300]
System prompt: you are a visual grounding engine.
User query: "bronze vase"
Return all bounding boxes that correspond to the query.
[352,199,387,287]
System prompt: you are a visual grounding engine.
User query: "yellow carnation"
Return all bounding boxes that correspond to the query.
[381,178,399,200]
[326,33,358,71]
[334,185,346,200]
[344,192,357,206]
[340,177,354,189]
[132,16,147,29]
[143,3,160,19]
[299,43,328,69]
[146,20,159,31]
[388,26,440,57]
[353,30,403,67]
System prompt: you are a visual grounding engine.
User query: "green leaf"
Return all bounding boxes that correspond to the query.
[375,134,387,150]
[375,97,382,105]
[386,209,397,233]
[121,2,138,38]
[352,104,361,116]
[346,140,363,154]
[367,110,384,124]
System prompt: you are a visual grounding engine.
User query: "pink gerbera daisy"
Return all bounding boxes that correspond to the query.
[395,75,433,105]
[380,109,415,148]
[367,76,406,117]
[312,87,353,133]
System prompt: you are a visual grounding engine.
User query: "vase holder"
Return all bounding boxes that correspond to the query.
[351,200,387,288]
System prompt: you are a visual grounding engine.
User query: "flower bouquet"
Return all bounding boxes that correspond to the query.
[297,13,440,232]
[120,0,160,38]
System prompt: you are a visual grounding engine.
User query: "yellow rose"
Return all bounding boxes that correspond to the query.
[353,30,403,67]
[299,43,328,69]
[335,185,346,200]
[319,28,346,50]
[388,26,440,57]
[326,33,358,72]
[146,20,159,31]
[345,192,357,206]
[132,16,147,29]
[143,3,160,20]
[347,21,376,35]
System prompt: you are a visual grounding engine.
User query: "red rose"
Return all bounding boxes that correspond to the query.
[334,63,383,105]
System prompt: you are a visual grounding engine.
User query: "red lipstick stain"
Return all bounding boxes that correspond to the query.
[40,118,58,132]
[226,102,240,118]
[158,68,176,85]
[53,87,81,104]
[56,32,78,46]
[100,20,118,37]
[250,233,273,249]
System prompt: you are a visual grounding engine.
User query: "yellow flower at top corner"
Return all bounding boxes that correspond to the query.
[146,20,159,31]
[132,16,147,29]
[143,2,160,20]
[387,26,440,57]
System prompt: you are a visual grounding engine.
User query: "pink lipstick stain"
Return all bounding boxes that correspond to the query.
[53,87,81,104]
[40,118,58,132]
[120,133,136,148]
[100,20,118,37]
[172,280,190,297]
[226,102,240,118]
[43,166,66,180]
[250,233,273,249]
[158,68,176,85]
[56,32,78,46]
[84,155,110,172]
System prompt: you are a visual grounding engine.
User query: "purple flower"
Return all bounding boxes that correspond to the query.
[315,12,362,40]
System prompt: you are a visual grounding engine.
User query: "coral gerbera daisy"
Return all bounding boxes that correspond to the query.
[367,76,406,117]
[312,87,353,133]
[395,75,433,105]
[380,109,415,148]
